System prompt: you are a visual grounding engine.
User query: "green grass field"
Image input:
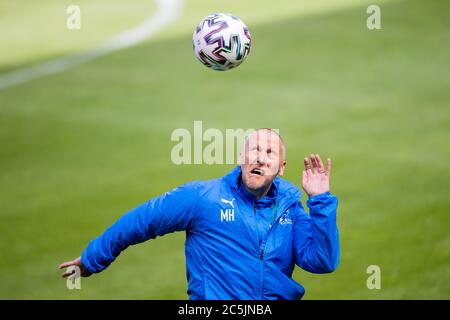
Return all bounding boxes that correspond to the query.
[0,0,449,299]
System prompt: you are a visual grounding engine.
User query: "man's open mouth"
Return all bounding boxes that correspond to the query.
[250,168,265,176]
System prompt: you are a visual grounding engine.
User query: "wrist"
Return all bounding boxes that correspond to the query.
[307,190,330,197]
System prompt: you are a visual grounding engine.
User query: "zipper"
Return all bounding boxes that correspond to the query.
[259,201,277,259]
[253,201,260,248]
[253,201,264,298]
[246,189,298,299]
[253,201,262,259]
[255,201,277,261]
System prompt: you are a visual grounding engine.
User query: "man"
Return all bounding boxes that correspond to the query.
[59,128,339,299]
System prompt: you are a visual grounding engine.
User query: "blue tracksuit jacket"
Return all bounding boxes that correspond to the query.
[81,166,339,299]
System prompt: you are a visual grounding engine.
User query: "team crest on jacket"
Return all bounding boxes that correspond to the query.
[279,209,292,225]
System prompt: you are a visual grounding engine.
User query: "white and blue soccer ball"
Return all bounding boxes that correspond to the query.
[192,13,252,71]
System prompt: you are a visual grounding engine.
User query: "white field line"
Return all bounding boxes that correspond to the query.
[0,0,184,90]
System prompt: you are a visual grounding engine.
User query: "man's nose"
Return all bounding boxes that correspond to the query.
[256,152,267,165]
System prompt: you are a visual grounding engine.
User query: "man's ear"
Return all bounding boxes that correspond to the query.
[277,160,287,177]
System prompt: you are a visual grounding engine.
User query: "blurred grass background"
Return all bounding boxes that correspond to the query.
[0,0,449,299]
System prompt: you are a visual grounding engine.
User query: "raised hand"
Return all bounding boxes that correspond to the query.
[302,154,331,197]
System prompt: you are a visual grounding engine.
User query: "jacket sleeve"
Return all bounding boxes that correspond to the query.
[292,191,340,273]
[81,182,199,273]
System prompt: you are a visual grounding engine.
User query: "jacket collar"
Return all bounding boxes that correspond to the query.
[223,166,301,208]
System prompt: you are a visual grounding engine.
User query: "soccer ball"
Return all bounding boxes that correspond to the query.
[192,13,251,71]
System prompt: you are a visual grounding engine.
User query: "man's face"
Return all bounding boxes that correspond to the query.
[239,130,286,196]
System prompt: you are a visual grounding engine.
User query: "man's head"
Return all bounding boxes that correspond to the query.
[239,128,286,199]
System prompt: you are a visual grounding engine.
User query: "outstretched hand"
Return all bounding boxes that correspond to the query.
[302,154,331,197]
[58,256,92,278]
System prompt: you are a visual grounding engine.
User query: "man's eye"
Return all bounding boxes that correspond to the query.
[269,150,279,158]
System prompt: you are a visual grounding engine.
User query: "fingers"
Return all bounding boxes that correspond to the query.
[59,261,74,269]
[67,271,81,281]
[58,258,79,269]
[303,157,312,175]
[58,257,82,269]
[309,154,316,173]
[312,154,324,173]
[58,256,90,279]
[316,154,325,174]
[61,269,76,278]
[58,258,81,279]
[306,154,322,173]
[326,158,331,177]
[305,154,328,175]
